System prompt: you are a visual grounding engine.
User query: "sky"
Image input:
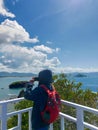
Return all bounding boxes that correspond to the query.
[0,0,98,74]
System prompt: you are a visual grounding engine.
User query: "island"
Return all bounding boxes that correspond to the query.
[74,73,87,77]
[9,81,28,89]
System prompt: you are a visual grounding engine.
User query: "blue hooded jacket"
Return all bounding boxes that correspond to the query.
[24,69,53,129]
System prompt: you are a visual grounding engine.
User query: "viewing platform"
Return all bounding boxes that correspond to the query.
[0,98,98,130]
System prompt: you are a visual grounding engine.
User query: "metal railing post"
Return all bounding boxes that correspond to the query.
[60,116,65,130]
[1,103,7,130]
[29,109,32,130]
[76,107,84,130]
[18,113,22,130]
[49,123,53,130]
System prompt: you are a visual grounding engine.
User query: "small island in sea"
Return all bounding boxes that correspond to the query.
[9,81,28,89]
[74,73,87,77]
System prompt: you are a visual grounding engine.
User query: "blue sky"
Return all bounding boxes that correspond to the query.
[0,0,98,73]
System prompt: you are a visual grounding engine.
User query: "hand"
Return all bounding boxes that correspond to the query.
[18,89,25,98]
[29,77,35,83]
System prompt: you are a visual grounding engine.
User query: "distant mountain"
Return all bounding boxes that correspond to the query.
[1,71,98,78]
[0,71,36,77]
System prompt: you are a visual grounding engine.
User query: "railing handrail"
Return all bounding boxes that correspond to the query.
[0,98,98,130]
[0,97,24,104]
[61,99,98,114]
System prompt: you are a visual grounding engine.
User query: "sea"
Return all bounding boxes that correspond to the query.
[0,76,32,101]
[0,73,98,100]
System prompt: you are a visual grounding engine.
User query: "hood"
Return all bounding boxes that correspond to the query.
[38,69,53,85]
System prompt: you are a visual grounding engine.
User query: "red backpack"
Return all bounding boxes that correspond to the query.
[40,85,61,124]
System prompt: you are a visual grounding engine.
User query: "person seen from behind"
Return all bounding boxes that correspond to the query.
[24,69,54,130]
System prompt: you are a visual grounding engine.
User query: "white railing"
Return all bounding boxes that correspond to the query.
[0,98,98,130]
[60,100,98,130]
[0,98,30,130]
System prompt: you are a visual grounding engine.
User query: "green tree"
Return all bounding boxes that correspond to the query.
[53,73,98,130]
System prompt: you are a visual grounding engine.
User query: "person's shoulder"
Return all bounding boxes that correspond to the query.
[33,86,44,93]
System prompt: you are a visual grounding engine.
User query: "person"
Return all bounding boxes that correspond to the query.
[24,69,54,130]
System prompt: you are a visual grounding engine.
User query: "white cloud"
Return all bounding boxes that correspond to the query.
[55,48,60,52]
[46,41,53,44]
[45,57,60,67]
[33,45,59,54]
[0,19,39,44]
[0,0,15,18]
[0,44,60,73]
[53,66,98,73]
[0,63,13,72]
[0,19,60,73]
[0,42,98,73]
[12,0,19,5]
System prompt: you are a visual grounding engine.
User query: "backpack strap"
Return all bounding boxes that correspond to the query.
[40,85,56,99]
[40,84,49,90]
[40,85,51,94]
[40,85,55,93]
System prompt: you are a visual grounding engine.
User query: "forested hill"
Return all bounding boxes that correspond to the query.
[0,72,36,77]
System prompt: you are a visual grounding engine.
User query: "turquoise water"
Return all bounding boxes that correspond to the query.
[0,77,32,100]
[0,74,98,100]
[72,75,98,92]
